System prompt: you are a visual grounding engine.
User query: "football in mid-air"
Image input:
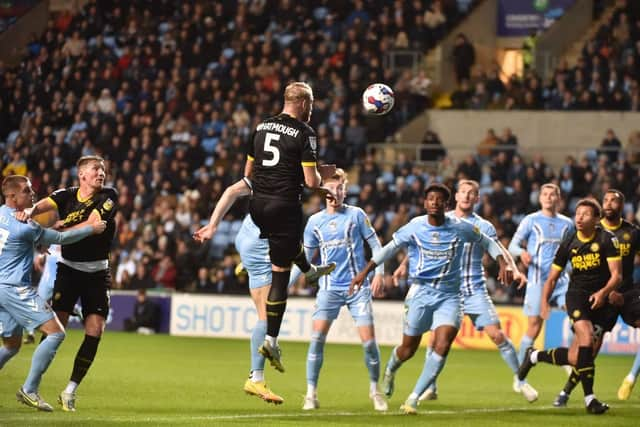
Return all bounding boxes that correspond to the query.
[362,83,395,115]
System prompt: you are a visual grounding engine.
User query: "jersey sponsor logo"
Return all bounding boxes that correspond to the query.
[328,220,337,232]
[421,247,454,260]
[620,242,631,257]
[571,252,601,270]
[611,237,620,249]
[103,199,114,211]
[256,122,300,138]
[62,209,88,227]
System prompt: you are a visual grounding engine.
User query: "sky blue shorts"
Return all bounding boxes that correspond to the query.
[313,286,373,327]
[404,284,462,336]
[0,284,54,337]
[462,288,500,331]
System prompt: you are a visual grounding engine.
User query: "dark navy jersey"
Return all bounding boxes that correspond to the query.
[600,219,640,292]
[248,113,317,201]
[48,186,118,262]
[553,226,620,293]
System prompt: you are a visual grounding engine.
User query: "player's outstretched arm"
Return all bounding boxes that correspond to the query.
[193,178,252,243]
[541,267,561,319]
[497,240,527,288]
[14,197,57,222]
[392,255,408,287]
[38,220,106,246]
[477,233,513,285]
[350,239,401,295]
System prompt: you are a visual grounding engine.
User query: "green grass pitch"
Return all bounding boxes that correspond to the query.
[0,329,638,426]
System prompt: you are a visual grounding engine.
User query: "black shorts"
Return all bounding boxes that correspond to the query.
[249,197,303,268]
[565,288,617,332]
[621,288,640,327]
[52,262,111,319]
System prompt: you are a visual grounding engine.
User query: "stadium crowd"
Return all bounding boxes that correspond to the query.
[1,0,639,303]
[452,0,640,111]
[0,0,481,295]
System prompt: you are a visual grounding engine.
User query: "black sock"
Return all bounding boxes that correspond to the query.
[293,247,310,273]
[70,335,101,384]
[563,368,580,394]
[266,271,290,337]
[536,347,569,365]
[577,346,595,397]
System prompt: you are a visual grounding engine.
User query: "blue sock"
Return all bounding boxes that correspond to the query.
[385,346,403,374]
[306,331,326,387]
[412,351,446,397]
[251,320,267,372]
[630,349,640,379]
[498,338,520,374]
[0,345,19,369]
[23,332,65,393]
[518,335,534,365]
[363,339,380,383]
[425,347,437,393]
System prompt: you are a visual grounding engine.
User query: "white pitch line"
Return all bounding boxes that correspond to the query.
[2,404,640,423]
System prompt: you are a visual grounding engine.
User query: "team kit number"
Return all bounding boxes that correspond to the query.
[262,132,280,166]
[0,228,9,256]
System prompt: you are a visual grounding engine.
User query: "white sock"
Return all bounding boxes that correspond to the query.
[584,394,595,406]
[64,381,78,394]
[408,392,419,400]
[370,381,378,395]
[251,370,264,382]
[306,384,316,398]
[627,373,636,383]
[266,335,277,347]
[530,350,539,364]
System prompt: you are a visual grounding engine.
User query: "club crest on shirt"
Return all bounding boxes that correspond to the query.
[329,220,337,232]
[623,232,631,241]
[431,232,440,242]
[103,199,114,211]
[590,242,599,252]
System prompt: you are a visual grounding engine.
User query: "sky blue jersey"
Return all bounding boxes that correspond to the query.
[391,215,490,294]
[304,204,382,290]
[0,205,46,286]
[0,205,93,287]
[446,211,497,296]
[508,211,574,286]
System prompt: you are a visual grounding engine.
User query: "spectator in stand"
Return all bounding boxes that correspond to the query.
[151,255,177,290]
[129,264,154,290]
[452,33,475,84]
[598,128,622,163]
[194,267,216,293]
[627,130,640,164]
[456,154,482,182]
[420,129,446,161]
[477,129,499,160]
